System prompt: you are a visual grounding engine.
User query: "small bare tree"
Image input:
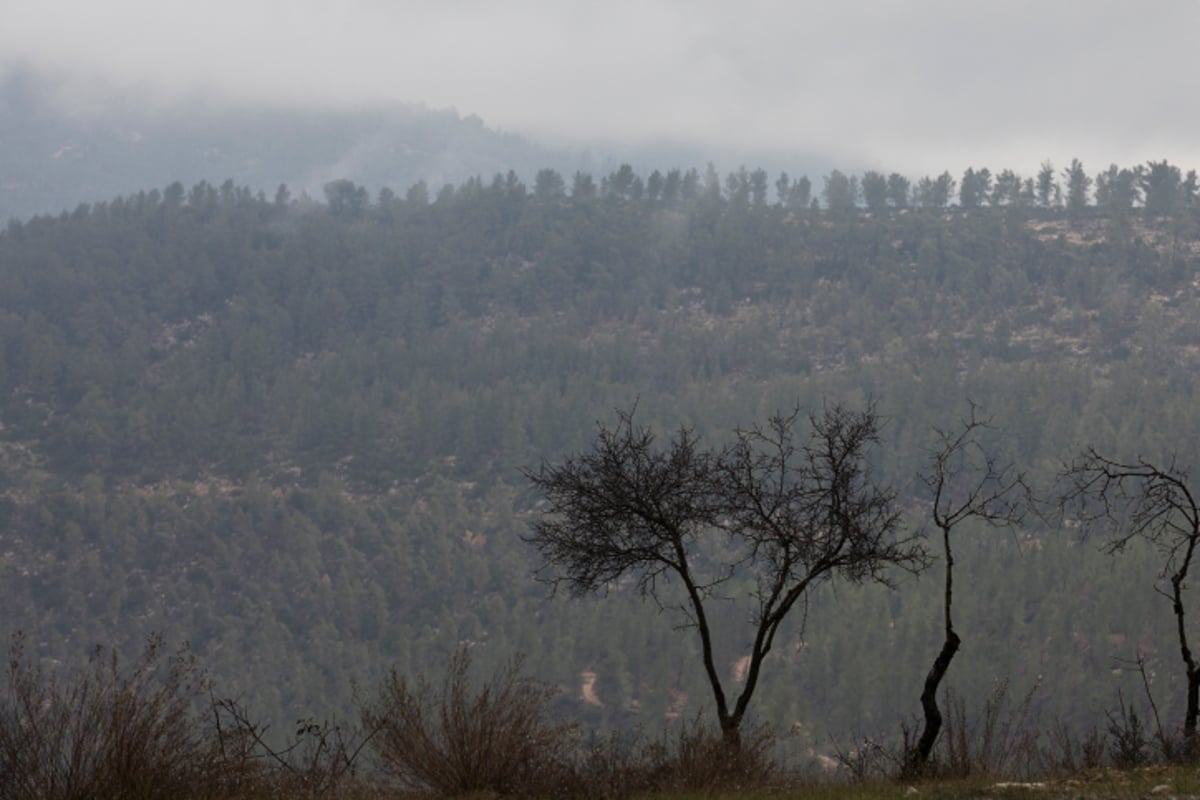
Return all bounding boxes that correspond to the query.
[905,404,1025,775]
[526,403,926,746]
[1057,449,1200,745]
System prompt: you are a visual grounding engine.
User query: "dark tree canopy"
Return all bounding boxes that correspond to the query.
[526,403,926,743]
[524,414,723,598]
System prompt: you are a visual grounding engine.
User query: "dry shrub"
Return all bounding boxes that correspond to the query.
[1105,698,1151,769]
[566,731,650,800]
[212,698,376,799]
[1036,719,1107,775]
[644,717,777,791]
[566,717,778,798]
[0,632,237,800]
[361,648,575,797]
[831,729,909,782]
[940,678,1040,778]
[828,681,1043,784]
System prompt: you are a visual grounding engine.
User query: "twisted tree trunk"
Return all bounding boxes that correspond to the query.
[907,629,960,775]
[905,525,959,777]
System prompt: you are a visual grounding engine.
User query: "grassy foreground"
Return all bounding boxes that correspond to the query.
[649,767,1200,800]
[7,636,1200,800]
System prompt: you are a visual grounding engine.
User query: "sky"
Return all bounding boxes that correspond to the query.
[4,0,1200,176]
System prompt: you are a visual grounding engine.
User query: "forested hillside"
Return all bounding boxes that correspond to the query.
[2,160,1199,753]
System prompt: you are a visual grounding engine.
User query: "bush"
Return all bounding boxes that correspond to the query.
[939,679,1040,779]
[361,649,575,796]
[0,632,240,800]
[1036,720,1107,775]
[565,717,778,798]
[212,697,375,798]
[641,717,778,792]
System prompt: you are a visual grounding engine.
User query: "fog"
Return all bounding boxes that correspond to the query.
[4,0,1200,174]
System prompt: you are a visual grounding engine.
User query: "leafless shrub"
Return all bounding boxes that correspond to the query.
[641,716,778,792]
[830,726,909,782]
[1105,695,1150,769]
[1037,720,1107,775]
[360,648,575,796]
[940,678,1041,778]
[212,697,377,798]
[564,731,653,800]
[564,717,778,798]
[1087,653,1195,769]
[0,632,234,800]
[1123,653,1193,764]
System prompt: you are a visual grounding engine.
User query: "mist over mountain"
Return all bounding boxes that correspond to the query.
[0,69,838,224]
[0,70,550,221]
[6,4,1200,789]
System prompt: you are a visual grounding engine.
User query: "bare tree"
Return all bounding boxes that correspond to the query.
[1057,449,1200,745]
[905,405,1025,775]
[525,403,925,746]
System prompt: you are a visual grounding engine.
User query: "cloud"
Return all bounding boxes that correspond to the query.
[4,0,1199,175]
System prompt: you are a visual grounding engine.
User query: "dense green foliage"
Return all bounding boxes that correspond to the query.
[2,160,1200,754]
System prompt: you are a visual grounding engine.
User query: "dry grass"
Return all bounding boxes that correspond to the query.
[0,632,385,800]
[6,635,1200,800]
[642,766,1200,800]
[0,632,241,800]
[360,648,577,797]
[569,717,780,798]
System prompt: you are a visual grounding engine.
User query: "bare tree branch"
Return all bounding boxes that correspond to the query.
[525,402,926,745]
[906,402,1026,776]
[1055,448,1200,743]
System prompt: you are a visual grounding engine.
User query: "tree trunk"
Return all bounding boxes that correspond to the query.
[1186,666,1199,744]
[905,629,961,776]
[719,714,742,750]
[1173,555,1199,747]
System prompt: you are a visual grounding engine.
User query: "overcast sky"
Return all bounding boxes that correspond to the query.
[4,0,1199,176]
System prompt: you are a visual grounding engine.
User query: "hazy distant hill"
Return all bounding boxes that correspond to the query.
[0,69,577,221]
[2,161,1199,748]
